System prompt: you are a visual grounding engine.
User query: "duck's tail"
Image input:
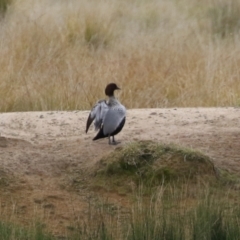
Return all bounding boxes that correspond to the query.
[93,127,106,141]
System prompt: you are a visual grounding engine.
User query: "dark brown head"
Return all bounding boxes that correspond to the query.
[105,83,120,97]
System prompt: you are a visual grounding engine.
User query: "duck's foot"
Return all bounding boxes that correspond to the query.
[108,136,120,145]
[109,141,121,145]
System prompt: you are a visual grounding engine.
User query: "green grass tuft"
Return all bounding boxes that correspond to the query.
[0,0,11,15]
[94,141,217,193]
[68,185,240,240]
[0,221,54,240]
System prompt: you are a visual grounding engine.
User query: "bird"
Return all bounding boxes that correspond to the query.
[86,83,126,145]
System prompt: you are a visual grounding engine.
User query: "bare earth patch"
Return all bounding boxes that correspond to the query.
[0,108,239,236]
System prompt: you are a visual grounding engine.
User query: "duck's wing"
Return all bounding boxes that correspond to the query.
[86,100,109,133]
[102,104,126,136]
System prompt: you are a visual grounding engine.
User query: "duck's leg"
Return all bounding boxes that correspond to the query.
[112,136,116,144]
[108,135,111,145]
[108,135,117,145]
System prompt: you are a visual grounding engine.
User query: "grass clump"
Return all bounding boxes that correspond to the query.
[126,188,240,240]
[94,141,216,192]
[208,0,240,38]
[0,0,11,15]
[68,185,240,240]
[217,169,240,188]
[0,221,54,240]
[84,17,114,49]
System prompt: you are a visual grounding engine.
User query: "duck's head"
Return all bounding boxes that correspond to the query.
[105,83,121,97]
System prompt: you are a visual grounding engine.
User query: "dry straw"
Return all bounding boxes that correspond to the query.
[0,0,240,111]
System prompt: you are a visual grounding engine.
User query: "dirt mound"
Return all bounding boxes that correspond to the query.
[93,141,217,192]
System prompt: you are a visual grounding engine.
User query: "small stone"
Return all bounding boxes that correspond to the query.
[150,112,157,115]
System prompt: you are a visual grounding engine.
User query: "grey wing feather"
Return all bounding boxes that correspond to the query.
[103,105,126,135]
[86,100,109,133]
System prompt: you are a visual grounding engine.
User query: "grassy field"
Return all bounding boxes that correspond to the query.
[0,0,240,111]
[1,141,240,240]
[73,186,240,240]
[2,186,240,240]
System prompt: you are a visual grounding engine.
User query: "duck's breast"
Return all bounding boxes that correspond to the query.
[103,104,126,135]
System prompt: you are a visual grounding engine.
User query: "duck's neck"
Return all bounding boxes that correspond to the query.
[108,96,119,106]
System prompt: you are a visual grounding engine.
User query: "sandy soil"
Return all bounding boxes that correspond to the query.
[0,108,239,236]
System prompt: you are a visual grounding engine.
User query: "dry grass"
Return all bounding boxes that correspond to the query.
[0,0,240,111]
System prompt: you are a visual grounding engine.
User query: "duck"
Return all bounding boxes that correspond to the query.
[86,83,126,145]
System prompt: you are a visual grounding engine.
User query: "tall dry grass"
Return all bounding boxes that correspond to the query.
[0,0,240,111]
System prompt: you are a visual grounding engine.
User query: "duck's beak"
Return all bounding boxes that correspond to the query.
[116,86,121,90]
